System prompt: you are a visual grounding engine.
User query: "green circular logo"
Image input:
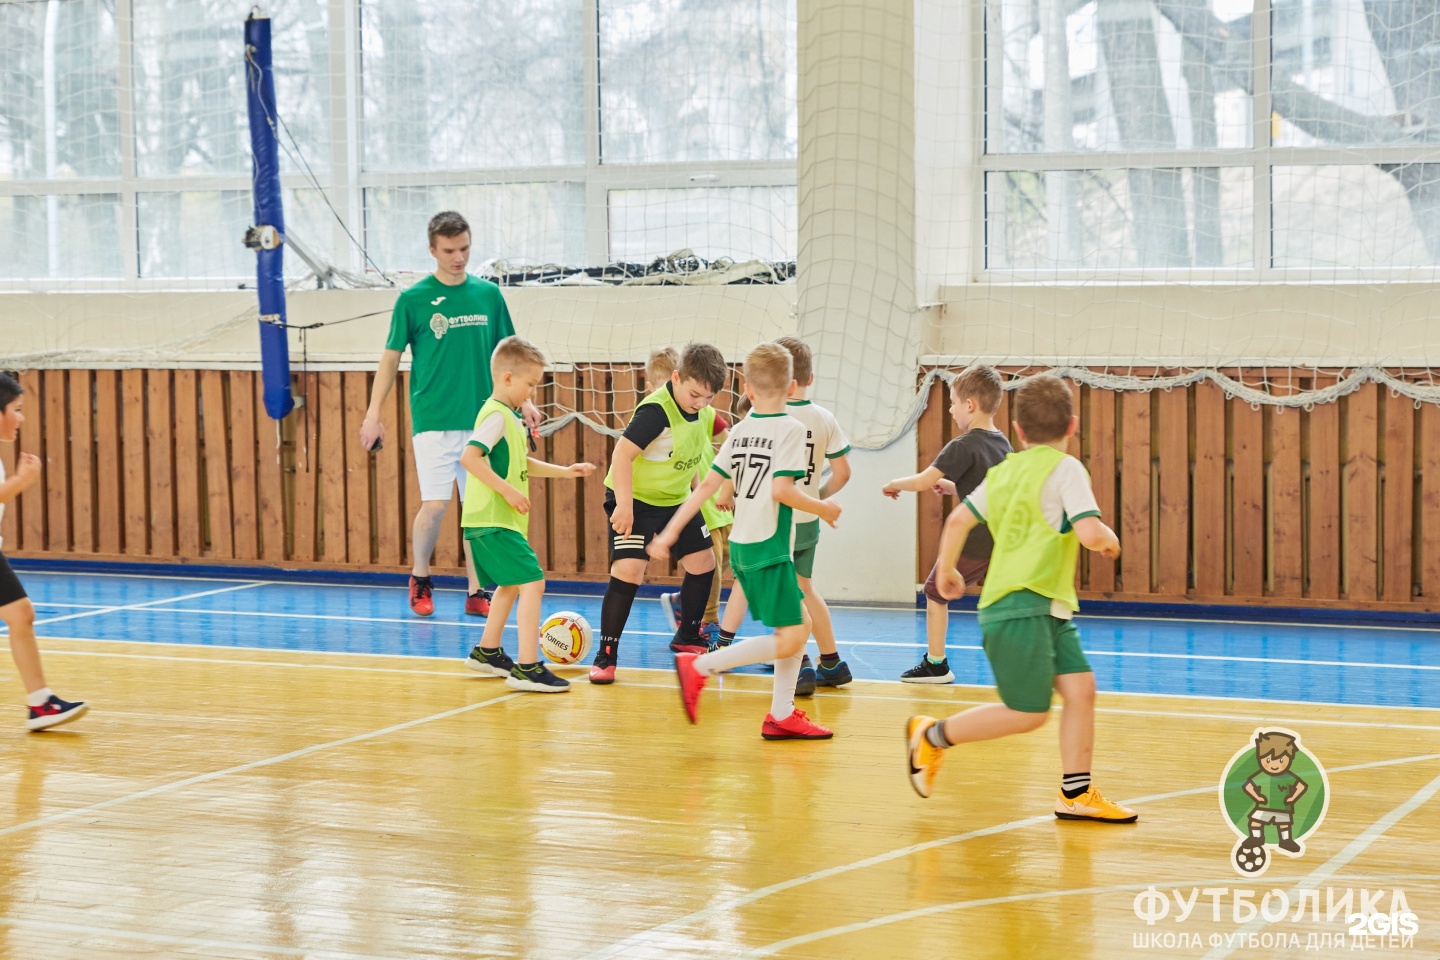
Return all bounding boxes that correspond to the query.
[1219,727,1329,843]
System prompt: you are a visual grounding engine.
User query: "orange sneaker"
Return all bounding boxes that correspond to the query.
[761,708,833,740]
[675,653,708,723]
[1054,786,1138,823]
[905,716,945,798]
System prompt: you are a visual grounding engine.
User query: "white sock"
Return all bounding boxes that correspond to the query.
[25,687,52,708]
[694,636,778,676]
[770,654,802,720]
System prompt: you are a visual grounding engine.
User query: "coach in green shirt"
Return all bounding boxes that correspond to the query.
[359,211,541,618]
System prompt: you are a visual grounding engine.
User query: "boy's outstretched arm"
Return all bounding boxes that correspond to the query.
[882,465,943,499]
[648,471,728,559]
[608,438,643,535]
[774,476,841,527]
[527,457,595,480]
[1072,516,1121,558]
[821,453,851,499]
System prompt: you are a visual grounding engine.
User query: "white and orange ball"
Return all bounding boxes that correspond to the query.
[539,611,593,665]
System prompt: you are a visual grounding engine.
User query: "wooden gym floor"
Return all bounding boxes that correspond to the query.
[0,571,1437,959]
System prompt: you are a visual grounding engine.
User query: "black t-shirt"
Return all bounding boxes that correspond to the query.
[622,382,699,450]
[932,428,1012,559]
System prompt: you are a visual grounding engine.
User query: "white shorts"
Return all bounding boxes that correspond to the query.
[412,430,471,502]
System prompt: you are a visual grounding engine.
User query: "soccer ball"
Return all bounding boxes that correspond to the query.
[1233,838,1267,875]
[539,611,593,665]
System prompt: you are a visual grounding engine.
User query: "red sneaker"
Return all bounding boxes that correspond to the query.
[674,653,708,723]
[589,641,618,685]
[465,590,491,617]
[408,575,434,617]
[668,639,708,656]
[761,709,833,740]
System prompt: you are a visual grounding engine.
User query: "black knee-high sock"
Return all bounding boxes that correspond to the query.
[600,577,639,654]
[679,569,714,641]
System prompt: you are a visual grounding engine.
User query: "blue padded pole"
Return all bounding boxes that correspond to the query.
[244,11,295,420]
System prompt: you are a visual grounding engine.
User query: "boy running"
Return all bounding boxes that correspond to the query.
[0,374,89,730]
[654,342,842,740]
[589,343,730,684]
[461,337,595,692]
[905,375,1136,823]
[883,365,1010,683]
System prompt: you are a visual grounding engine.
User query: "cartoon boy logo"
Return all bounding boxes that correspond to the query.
[430,313,449,340]
[1219,727,1329,878]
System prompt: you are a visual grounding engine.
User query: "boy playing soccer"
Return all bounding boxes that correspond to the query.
[883,365,1010,683]
[653,342,842,740]
[0,373,89,730]
[647,347,732,645]
[905,375,1136,823]
[589,342,730,684]
[461,337,595,692]
[711,336,855,696]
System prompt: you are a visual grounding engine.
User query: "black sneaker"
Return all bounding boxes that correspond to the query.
[900,657,954,684]
[507,662,570,694]
[669,633,709,656]
[795,655,817,697]
[466,645,516,677]
[27,694,88,731]
[815,659,853,687]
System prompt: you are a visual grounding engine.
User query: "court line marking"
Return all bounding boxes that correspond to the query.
[1202,767,1440,959]
[18,568,1440,633]
[32,602,1440,674]
[579,751,1440,960]
[0,916,411,960]
[8,644,1440,729]
[0,690,525,840]
[24,581,264,628]
[14,634,1440,716]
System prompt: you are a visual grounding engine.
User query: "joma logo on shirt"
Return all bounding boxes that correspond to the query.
[429,313,490,339]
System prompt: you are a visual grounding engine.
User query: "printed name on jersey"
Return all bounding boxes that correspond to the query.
[428,313,491,340]
[732,435,776,450]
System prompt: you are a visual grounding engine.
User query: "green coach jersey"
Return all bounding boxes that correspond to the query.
[460,397,530,535]
[386,274,516,433]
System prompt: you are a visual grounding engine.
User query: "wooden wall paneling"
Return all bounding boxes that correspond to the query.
[317,372,348,565]
[1086,388,1117,592]
[1420,403,1440,603]
[229,371,260,561]
[200,370,234,560]
[173,370,203,558]
[143,371,173,557]
[582,366,612,575]
[254,374,287,562]
[1156,388,1189,595]
[93,370,122,555]
[916,378,946,584]
[375,376,403,567]
[1192,381,1226,596]
[291,374,320,563]
[1343,385,1379,600]
[1118,390,1152,594]
[17,371,44,549]
[43,370,69,551]
[1383,390,1416,603]
[342,371,372,565]
[1269,406,1304,598]
[1231,398,1264,597]
[1307,388,1341,599]
[67,370,94,553]
[551,371,581,576]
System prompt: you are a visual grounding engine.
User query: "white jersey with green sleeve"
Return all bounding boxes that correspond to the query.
[710,412,808,571]
[784,400,850,498]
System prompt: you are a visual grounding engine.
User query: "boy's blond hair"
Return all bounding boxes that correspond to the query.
[646,346,679,387]
[1011,374,1072,443]
[743,342,793,397]
[951,363,1003,414]
[773,336,813,386]
[491,335,547,376]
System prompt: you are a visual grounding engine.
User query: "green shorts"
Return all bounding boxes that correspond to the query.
[976,590,1092,713]
[463,527,543,587]
[792,520,820,579]
[734,559,806,629]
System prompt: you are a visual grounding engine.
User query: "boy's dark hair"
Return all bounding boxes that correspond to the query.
[773,336,813,386]
[1255,731,1298,760]
[1012,374,1073,444]
[951,363,1003,414]
[427,210,470,247]
[0,372,22,411]
[678,342,729,393]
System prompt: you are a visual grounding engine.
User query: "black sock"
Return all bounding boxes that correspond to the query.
[925,721,953,750]
[1061,772,1091,799]
[600,577,639,657]
[820,652,840,666]
[678,569,714,641]
[718,628,736,642]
